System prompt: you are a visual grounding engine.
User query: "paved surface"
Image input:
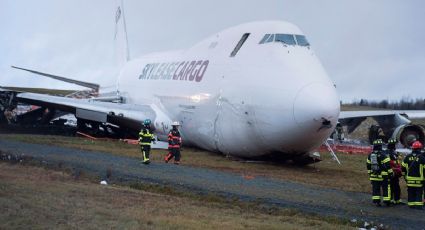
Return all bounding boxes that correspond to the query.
[0,139,424,229]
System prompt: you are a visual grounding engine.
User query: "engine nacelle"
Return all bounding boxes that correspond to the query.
[392,124,425,147]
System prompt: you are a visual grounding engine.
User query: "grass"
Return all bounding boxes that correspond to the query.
[412,118,425,126]
[1,133,378,194]
[0,163,355,229]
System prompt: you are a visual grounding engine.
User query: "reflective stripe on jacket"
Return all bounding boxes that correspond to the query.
[139,129,155,145]
[168,130,181,148]
[366,151,392,181]
[401,152,425,187]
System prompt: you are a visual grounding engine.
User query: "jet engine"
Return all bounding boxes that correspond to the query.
[392,124,425,147]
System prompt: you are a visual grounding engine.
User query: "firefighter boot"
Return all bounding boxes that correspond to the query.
[142,150,150,164]
[164,152,173,163]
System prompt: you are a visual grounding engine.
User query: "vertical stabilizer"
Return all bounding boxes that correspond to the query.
[114,0,130,67]
[114,0,130,94]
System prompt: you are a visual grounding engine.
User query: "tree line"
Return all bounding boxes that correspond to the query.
[348,97,425,110]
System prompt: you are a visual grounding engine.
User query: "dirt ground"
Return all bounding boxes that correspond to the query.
[1,137,425,229]
[0,163,354,230]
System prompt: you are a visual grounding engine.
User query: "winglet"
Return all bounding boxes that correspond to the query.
[11,66,99,92]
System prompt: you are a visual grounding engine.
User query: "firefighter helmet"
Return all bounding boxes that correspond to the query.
[172,121,180,126]
[412,141,423,149]
[143,119,151,125]
[372,139,383,146]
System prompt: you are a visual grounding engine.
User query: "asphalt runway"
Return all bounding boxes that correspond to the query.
[0,139,424,229]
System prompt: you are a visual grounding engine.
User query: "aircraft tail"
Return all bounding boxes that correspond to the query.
[114,0,130,67]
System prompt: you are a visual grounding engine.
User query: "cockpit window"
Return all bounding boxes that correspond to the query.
[295,35,310,46]
[275,34,296,45]
[259,34,271,44]
[259,33,310,47]
[230,33,250,57]
[266,34,275,43]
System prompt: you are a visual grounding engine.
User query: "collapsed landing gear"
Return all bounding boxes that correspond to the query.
[260,151,320,166]
[291,154,321,166]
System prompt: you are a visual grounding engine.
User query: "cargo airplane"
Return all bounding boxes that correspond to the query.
[2,4,425,164]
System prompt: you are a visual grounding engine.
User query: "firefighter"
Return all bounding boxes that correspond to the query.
[386,138,402,205]
[164,121,182,164]
[402,141,425,209]
[422,146,425,203]
[366,139,393,206]
[139,119,155,164]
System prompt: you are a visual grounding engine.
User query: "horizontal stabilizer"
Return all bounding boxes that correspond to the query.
[11,66,99,91]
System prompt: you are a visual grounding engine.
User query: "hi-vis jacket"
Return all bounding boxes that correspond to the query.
[168,129,182,149]
[139,128,155,146]
[402,152,425,187]
[366,151,393,181]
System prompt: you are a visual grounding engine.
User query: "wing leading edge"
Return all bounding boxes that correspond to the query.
[11,66,100,91]
[339,110,425,120]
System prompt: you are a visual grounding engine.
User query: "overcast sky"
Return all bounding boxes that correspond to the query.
[0,0,424,102]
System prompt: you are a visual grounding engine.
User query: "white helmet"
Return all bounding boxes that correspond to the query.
[172,121,180,126]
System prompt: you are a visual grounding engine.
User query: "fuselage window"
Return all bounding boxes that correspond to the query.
[295,35,310,46]
[259,34,271,44]
[230,33,250,57]
[275,34,296,45]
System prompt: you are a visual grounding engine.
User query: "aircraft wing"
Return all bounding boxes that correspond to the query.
[340,110,425,120]
[11,66,99,91]
[339,110,425,146]
[5,66,160,131]
[17,92,156,130]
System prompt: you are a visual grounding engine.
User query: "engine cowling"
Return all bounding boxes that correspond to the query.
[392,124,425,147]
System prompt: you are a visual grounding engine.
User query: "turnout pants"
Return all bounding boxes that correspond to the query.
[371,179,391,204]
[165,148,181,163]
[407,186,423,207]
[390,177,401,203]
[141,145,151,163]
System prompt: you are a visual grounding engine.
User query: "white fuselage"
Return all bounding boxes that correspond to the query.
[116,21,340,158]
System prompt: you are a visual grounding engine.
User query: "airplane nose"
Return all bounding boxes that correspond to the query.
[293,83,340,129]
